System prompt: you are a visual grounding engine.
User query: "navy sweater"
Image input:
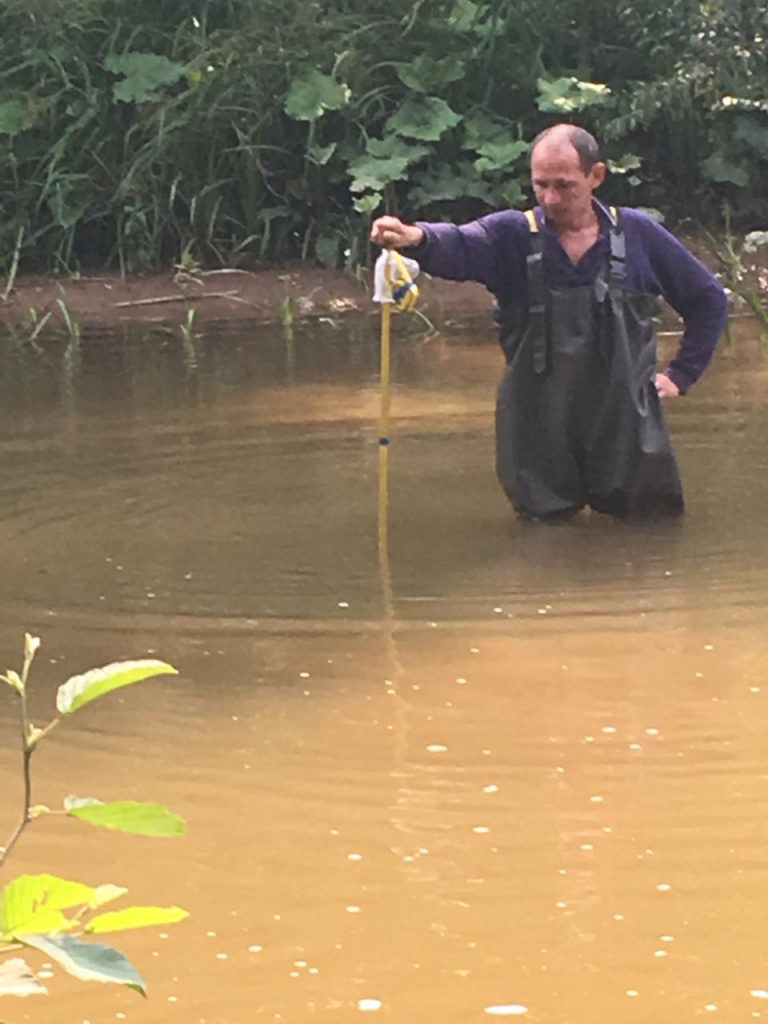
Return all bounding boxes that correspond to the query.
[411,204,727,394]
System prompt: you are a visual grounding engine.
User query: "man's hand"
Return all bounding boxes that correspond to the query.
[371,216,424,250]
[655,373,680,399]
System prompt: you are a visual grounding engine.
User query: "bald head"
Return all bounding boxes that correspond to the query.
[529,124,606,230]
[531,124,601,174]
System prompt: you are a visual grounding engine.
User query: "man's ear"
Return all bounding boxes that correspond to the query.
[591,161,607,188]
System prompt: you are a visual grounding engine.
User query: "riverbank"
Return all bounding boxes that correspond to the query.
[0,244,765,333]
[0,265,494,331]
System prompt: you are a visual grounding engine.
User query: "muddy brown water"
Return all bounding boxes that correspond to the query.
[1,315,768,1024]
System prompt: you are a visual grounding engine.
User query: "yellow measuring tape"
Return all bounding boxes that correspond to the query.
[378,249,419,447]
[377,247,419,632]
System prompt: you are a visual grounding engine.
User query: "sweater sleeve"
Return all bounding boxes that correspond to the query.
[404,211,528,295]
[630,212,728,393]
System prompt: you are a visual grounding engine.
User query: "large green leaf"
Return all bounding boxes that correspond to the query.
[348,140,429,193]
[607,153,642,174]
[348,157,410,193]
[65,798,186,837]
[537,77,612,113]
[353,193,383,215]
[56,659,178,715]
[0,100,27,136]
[85,905,188,935]
[409,162,495,206]
[308,142,337,166]
[448,0,486,33]
[474,139,529,172]
[0,957,47,997]
[498,180,525,206]
[366,137,430,162]
[701,152,750,187]
[0,875,94,938]
[463,112,511,149]
[105,53,186,104]
[19,934,147,996]
[394,56,465,93]
[0,97,42,136]
[386,96,462,143]
[284,70,349,121]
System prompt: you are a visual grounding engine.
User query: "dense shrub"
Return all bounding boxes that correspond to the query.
[0,0,765,274]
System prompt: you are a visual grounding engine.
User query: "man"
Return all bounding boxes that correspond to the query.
[370,123,727,519]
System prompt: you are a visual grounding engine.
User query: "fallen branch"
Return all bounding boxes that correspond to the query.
[198,269,263,280]
[114,291,241,309]
[214,293,267,310]
[174,268,264,287]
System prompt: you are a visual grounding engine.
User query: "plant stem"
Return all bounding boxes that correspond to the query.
[0,641,39,870]
[0,690,33,870]
[747,288,768,330]
[1,226,24,302]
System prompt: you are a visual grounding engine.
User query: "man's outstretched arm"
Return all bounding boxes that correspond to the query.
[371,213,515,292]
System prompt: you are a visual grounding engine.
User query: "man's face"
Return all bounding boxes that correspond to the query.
[530,142,604,229]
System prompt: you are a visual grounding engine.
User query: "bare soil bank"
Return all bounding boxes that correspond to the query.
[1,243,764,333]
[0,265,494,330]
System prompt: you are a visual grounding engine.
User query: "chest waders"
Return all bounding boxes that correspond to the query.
[495,209,684,519]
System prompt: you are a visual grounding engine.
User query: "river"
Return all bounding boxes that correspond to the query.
[1,313,767,1024]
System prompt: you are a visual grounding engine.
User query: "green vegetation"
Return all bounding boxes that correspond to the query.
[705,207,768,328]
[0,0,765,277]
[0,633,186,999]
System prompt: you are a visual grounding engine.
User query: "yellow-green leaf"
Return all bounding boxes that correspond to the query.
[85,905,188,934]
[66,799,186,837]
[0,875,94,938]
[56,660,178,715]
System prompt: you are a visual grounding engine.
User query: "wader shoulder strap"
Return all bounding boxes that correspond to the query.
[524,209,548,374]
[595,207,626,362]
[608,206,626,285]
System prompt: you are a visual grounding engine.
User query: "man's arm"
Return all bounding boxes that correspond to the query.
[629,211,728,394]
[371,212,525,292]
